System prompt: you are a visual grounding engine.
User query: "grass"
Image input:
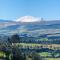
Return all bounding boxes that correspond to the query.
[39,38,48,41]
[0,51,6,58]
[46,58,60,60]
[38,52,51,57]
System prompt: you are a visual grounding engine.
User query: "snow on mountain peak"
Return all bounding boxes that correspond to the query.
[16,16,41,22]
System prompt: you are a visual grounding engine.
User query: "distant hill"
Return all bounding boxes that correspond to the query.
[0,17,60,37]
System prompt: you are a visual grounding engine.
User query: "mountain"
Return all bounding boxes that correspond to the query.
[0,16,60,37]
[0,19,14,22]
[16,16,41,22]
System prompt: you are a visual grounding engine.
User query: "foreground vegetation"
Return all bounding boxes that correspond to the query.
[46,58,60,60]
[0,34,60,60]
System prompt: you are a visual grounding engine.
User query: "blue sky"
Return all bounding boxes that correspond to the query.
[0,0,60,20]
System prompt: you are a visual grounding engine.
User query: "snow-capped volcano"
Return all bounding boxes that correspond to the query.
[16,16,41,22]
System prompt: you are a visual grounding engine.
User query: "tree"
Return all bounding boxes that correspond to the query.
[12,46,26,60]
[10,34,20,43]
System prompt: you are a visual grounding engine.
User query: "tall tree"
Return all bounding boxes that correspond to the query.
[11,34,20,43]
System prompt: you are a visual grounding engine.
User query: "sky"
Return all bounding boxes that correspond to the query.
[0,0,60,20]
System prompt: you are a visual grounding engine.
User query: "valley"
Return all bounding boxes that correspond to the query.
[0,19,60,60]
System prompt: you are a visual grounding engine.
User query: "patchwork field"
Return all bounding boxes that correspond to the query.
[14,43,60,50]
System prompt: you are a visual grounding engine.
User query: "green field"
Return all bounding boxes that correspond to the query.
[14,43,60,50]
[46,58,60,60]
[38,52,51,57]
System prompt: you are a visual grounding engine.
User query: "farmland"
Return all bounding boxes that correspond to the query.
[0,34,60,60]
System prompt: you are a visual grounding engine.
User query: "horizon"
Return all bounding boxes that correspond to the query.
[1,15,60,22]
[0,16,60,22]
